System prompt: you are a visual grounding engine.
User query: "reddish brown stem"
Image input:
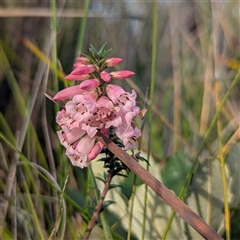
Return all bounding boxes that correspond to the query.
[83,172,114,240]
[96,132,223,240]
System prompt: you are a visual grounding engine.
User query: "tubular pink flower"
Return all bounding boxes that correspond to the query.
[71,65,95,75]
[73,63,85,68]
[79,79,100,90]
[115,125,141,150]
[100,71,111,82]
[65,135,96,168]
[53,85,86,100]
[56,109,79,132]
[57,128,86,148]
[96,96,114,109]
[65,92,97,122]
[76,57,91,64]
[106,84,125,103]
[110,70,135,79]
[107,85,139,113]
[65,73,91,81]
[89,141,105,160]
[105,58,122,67]
[95,96,122,128]
[124,107,140,125]
[75,135,95,154]
[117,90,137,111]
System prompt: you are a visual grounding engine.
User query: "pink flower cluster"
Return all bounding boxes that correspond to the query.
[54,56,141,168]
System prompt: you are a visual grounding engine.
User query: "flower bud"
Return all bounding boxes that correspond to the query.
[71,65,95,75]
[110,70,135,79]
[100,71,111,82]
[105,58,122,67]
[79,79,100,90]
[76,57,91,64]
[65,73,91,81]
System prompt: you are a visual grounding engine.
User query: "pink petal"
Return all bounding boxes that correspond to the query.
[105,58,122,67]
[110,70,135,79]
[65,73,90,81]
[115,125,141,150]
[82,124,98,138]
[76,57,90,64]
[71,65,95,75]
[96,96,114,109]
[89,141,105,160]
[66,147,90,168]
[100,71,111,82]
[75,135,95,155]
[73,63,85,68]
[82,92,98,106]
[53,85,85,100]
[105,115,122,128]
[79,79,100,90]
[64,128,86,144]
[106,84,125,103]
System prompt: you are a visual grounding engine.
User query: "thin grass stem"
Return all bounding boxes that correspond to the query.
[215,81,231,240]
[142,1,158,239]
[127,174,137,240]
[169,3,181,151]
[75,0,90,58]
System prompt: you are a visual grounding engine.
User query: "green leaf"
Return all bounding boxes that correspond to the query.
[119,171,143,200]
[89,44,98,54]
[136,155,150,165]
[102,200,116,209]
[185,158,226,238]
[82,53,94,61]
[109,184,122,189]
[225,143,240,205]
[162,153,191,195]
[98,42,107,56]
[95,176,106,183]
[116,173,128,178]
[101,48,112,58]
[103,171,108,180]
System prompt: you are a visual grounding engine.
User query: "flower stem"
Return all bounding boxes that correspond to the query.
[83,172,115,240]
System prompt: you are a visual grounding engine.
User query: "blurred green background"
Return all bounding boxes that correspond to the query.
[1,1,240,239]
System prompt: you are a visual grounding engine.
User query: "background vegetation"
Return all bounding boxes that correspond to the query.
[1,0,240,239]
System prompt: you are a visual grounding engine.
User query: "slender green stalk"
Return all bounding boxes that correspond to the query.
[85,169,91,215]
[50,0,58,94]
[169,4,181,151]
[215,81,230,240]
[0,112,15,144]
[127,174,137,240]
[162,69,240,239]
[128,90,148,239]
[141,1,158,239]
[21,176,45,239]
[75,0,90,58]
[1,45,26,115]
